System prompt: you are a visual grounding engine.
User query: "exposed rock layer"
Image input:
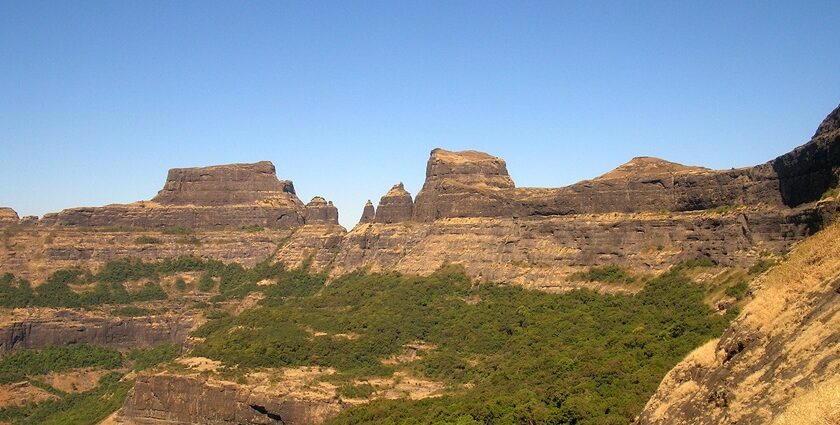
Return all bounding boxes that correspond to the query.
[0,308,200,354]
[636,218,840,424]
[120,373,345,425]
[374,183,414,224]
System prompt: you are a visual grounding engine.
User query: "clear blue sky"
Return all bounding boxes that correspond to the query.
[1,1,838,228]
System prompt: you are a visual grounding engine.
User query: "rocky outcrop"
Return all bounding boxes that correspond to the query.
[0,208,18,225]
[374,183,414,224]
[0,308,201,354]
[304,197,339,225]
[636,219,840,425]
[413,149,515,221]
[330,205,825,289]
[410,106,840,221]
[120,373,346,425]
[359,200,375,224]
[40,162,308,229]
[152,161,297,206]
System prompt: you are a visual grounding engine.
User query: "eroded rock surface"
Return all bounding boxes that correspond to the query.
[0,308,201,354]
[636,219,840,425]
[120,372,346,425]
[374,183,414,224]
[0,207,19,225]
[304,197,339,225]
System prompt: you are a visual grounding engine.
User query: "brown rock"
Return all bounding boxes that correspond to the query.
[0,308,201,354]
[120,373,346,425]
[374,183,414,224]
[636,219,840,425]
[152,161,296,206]
[0,207,19,225]
[39,161,308,229]
[304,197,339,225]
[359,200,375,224]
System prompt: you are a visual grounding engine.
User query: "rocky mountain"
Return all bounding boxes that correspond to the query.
[0,104,838,425]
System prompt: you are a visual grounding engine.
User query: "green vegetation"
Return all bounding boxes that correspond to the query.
[0,372,131,425]
[820,186,839,200]
[569,265,636,285]
[174,277,187,291]
[175,235,201,245]
[190,267,731,424]
[748,258,776,275]
[134,235,162,244]
[0,345,122,384]
[160,227,193,235]
[240,224,264,232]
[0,342,181,425]
[672,257,717,271]
[127,344,180,372]
[337,382,376,399]
[724,280,749,300]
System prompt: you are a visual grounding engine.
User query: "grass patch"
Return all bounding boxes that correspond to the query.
[161,227,193,235]
[127,344,180,372]
[240,224,264,232]
[134,236,162,245]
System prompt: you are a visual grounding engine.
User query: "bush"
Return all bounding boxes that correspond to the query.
[240,224,263,232]
[570,265,635,284]
[748,258,776,275]
[134,236,162,245]
[0,345,122,384]
[725,280,749,300]
[161,227,193,235]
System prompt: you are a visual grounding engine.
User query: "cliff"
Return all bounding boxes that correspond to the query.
[636,218,840,425]
[39,161,339,229]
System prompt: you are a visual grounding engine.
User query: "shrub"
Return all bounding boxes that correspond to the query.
[570,265,635,284]
[240,224,263,232]
[724,280,749,300]
[161,227,193,235]
[134,236,162,245]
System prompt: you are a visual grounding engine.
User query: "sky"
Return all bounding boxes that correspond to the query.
[1,1,839,229]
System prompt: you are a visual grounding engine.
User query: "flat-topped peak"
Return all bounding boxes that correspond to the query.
[152,160,298,206]
[429,148,503,163]
[424,148,514,189]
[595,156,710,181]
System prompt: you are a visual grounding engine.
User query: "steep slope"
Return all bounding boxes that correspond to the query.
[637,219,840,424]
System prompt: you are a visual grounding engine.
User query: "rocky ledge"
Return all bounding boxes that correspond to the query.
[39,161,340,229]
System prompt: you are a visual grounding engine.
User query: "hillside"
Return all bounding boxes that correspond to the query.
[0,104,837,424]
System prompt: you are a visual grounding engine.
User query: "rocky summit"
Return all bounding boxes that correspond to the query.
[0,104,838,425]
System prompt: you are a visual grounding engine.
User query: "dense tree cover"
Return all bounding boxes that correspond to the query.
[0,256,317,308]
[0,345,121,384]
[568,265,636,285]
[192,267,733,424]
[0,344,179,424]
[0,372,131,425]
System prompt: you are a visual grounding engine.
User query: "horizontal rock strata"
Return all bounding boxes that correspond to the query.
[0,308,201,354]
[120,373,345,425]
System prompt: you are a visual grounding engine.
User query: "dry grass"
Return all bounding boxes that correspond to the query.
[771,375,840,425]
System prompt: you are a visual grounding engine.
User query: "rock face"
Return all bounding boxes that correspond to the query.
[374,183,414,224]
[636,219,840,425]
[0,208,18,225]
[0,308,201,354]
[304,197,339,224]
[152,161,297,206]
[39,161,310,229]
[359,200,375,224]
[120,373,346,425]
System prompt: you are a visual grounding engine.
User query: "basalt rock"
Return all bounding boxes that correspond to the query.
[39,161,308,229]
[636,218,840,425]
[304,197,339,224]
[374,183,414,224]
[0,208,19,225]
[152,161,296,206]
[0,308,201,354]
[359,200,375,224]
[120,373,346,425]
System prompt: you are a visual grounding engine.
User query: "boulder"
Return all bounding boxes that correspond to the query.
[374,183,414,224]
